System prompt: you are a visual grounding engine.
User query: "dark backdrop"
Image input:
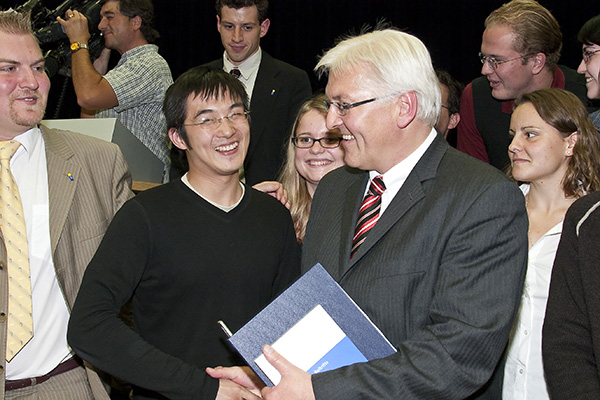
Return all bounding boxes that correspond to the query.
[5,0,600,119]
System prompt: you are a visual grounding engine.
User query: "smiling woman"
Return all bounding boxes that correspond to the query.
[279,93,345,242]
[503,88,600,400]
[577,14,600,130]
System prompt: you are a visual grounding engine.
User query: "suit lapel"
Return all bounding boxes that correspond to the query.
[338,173,369,276]
[248,53,282,159]
[41,126,81,255]
[347,135,449,268]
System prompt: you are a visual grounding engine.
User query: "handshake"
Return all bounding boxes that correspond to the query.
[208,345,314,400]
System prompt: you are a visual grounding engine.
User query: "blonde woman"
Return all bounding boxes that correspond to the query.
[279,94,345,242]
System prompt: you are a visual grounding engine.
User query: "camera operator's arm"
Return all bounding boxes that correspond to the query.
[57,9,118,113]
[93,48,111,75]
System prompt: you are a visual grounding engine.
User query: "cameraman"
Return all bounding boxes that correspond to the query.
[58,0,172,180]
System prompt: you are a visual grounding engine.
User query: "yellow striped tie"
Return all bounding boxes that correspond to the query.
[0,140,33,362]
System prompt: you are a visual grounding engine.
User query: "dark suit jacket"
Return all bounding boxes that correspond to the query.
[302,134,528,399]
[206,51,312,185]
[0,125,133,400]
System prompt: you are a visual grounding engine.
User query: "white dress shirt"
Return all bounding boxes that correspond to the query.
[367,128,437,215]
[6,128,72,379]
[223,47,262,102]
[502,184,561,399]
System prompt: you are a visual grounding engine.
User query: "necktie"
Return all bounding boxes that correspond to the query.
[351,176,386,259]
[0,141,33,362]
[230,68,241,78]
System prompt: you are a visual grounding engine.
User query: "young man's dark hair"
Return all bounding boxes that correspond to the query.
[163,66,249,147]
[100,0,160,43]
[436,69,464,116]
[215,0,268,24]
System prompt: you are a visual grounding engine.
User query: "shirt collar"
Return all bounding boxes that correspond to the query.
[223,47,262,80]
[369,128,437,191]
[11,126,41,161]
[181,173,245,212]
[118,44,157,65]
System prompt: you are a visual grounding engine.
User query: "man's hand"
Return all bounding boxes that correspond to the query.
[215,377,262,400]
[56,9,91,44]
[260,345,315,400]
[92,48,112,75]
[208,366,264,399]
[252,181,290,209]
[208,346,315,400]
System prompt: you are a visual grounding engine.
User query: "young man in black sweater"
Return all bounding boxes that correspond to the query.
[67,66,300,400]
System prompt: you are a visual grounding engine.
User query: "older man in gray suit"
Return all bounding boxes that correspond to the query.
[0,10,132,400]
[210,28,528,400]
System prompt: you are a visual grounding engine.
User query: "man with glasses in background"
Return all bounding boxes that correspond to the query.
[209,28,528,400]
[457,0,590,170]
[67,66,299,400]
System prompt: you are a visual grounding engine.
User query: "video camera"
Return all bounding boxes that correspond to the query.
[15,0,104,77]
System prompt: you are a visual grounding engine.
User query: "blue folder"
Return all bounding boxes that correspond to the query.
[227,263,397,386]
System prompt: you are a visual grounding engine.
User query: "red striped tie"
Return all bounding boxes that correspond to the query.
[351,175,386,259]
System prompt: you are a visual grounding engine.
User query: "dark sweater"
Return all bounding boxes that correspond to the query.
[68,179,300,400]
[458,65,590,170]
[542,191,600,399]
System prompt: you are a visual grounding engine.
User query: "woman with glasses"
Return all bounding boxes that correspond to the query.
[502,88,600,400]
[577,14,600,131]
[279,93,345,242]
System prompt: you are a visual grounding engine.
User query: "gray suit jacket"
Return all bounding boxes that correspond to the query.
[0,125,133,399]
[302,134,528,399]
[206,51,312,185]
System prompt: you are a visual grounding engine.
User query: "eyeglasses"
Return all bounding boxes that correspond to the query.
[292,136,343,149]
[324,92,399,116]
[479,52,531,71]
[583,49,600,63]
[183,110,250,130]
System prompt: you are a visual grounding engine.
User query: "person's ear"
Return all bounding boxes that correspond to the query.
[565,131,578,156]
[448,112,460,130]
[260,18,270,38]
[130,15,142,31]
[169,128,188,151]
[395,91,418,129]
[530,52,547,75]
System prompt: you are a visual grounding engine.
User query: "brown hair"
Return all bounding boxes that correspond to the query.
[101,0,160,43]
[513,88,600,197]
[215,0,268,24]
[485,0,562,70]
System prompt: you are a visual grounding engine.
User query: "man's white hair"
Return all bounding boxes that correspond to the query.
[316,29,441,127]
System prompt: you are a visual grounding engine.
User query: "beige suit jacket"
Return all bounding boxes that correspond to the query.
[0,125,133,399]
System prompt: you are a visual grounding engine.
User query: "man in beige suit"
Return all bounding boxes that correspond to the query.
[0,9,132,399]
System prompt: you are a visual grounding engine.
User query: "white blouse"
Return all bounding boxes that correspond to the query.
[503,184,562,399]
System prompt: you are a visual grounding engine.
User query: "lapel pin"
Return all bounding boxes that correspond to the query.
[271,89,276,96]
[67,173,74,181]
